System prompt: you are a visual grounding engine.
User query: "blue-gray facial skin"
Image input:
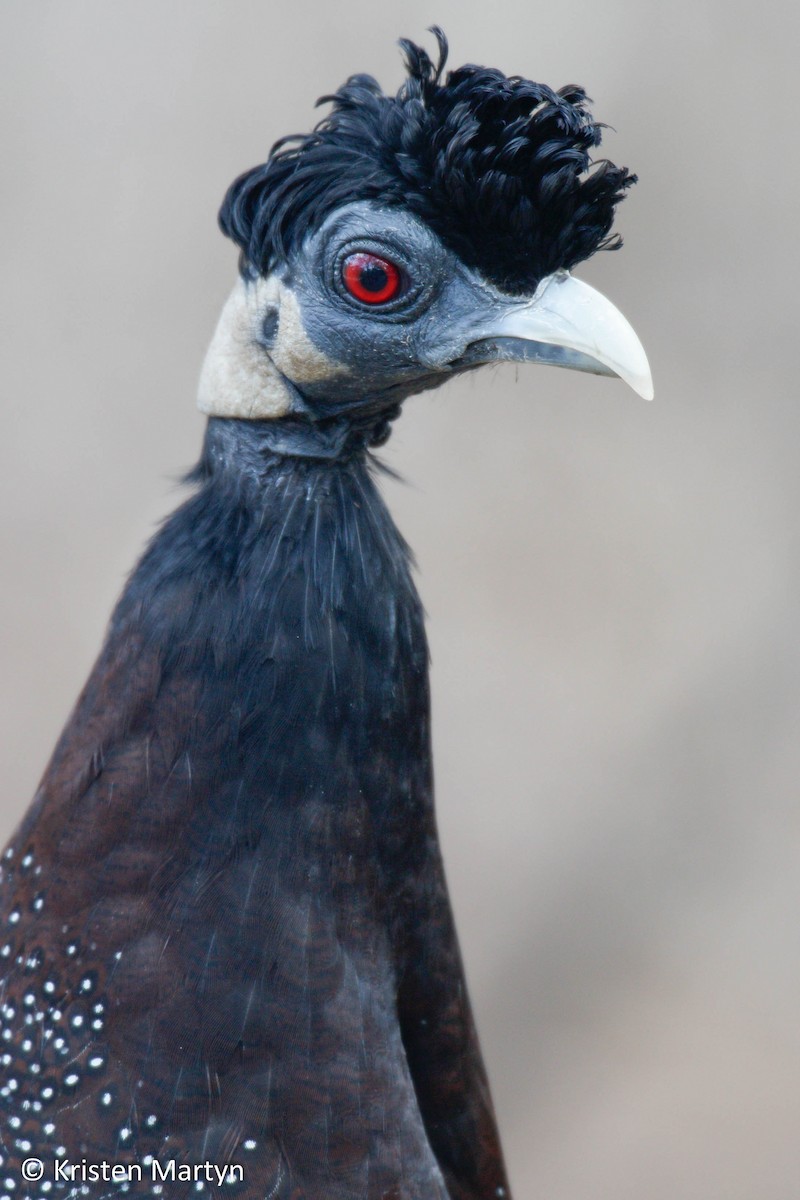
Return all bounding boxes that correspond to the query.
[267,201,493,413]
[254,199,645,424]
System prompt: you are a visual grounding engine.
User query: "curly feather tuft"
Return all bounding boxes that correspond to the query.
[219,30,636,294]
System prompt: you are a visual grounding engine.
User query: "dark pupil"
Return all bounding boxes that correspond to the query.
[360,262,389,293]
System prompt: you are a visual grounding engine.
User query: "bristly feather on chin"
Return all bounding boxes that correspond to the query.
[219,27,636,295]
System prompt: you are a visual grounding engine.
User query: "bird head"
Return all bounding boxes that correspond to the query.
[199,30,652,450]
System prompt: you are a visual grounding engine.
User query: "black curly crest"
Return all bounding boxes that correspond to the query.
[220,29,636,294]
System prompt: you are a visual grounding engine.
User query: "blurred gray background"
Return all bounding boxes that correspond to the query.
[1,2,797,1196]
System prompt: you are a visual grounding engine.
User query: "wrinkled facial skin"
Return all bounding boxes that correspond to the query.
[269,200,512,414]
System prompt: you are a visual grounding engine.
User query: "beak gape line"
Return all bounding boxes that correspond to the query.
[468,270,653,401]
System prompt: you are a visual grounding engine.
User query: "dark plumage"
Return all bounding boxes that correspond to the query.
[0,30,650,1200]
[2,424,482,1197]
[221,28,635,293]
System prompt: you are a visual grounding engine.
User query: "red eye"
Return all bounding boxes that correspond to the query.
[341,252,401,305]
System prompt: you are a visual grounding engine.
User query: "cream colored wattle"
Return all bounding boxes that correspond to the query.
[197,276,348,420]
[269,287,349,385]
[197,277,290,419]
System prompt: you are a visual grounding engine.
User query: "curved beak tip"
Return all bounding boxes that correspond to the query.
[485,271,654,402]
[624,356,654,402]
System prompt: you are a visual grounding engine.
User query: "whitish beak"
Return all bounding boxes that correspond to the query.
[467,270,654,400]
